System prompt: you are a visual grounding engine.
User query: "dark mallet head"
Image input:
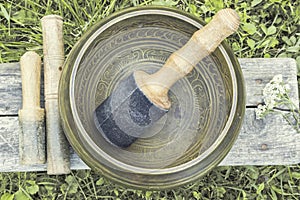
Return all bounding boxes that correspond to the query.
[94,9,240,148]
[94,73,167,148]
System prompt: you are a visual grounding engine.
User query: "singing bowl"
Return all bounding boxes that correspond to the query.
[59,6,245,190]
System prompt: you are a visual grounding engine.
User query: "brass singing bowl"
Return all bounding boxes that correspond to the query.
[59,6,245,190]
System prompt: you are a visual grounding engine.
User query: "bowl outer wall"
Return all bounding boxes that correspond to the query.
[59,6,246,190]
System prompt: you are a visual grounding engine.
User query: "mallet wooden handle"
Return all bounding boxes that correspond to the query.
[135,8,240,109]
[20,51,42,111]
[19,51,46,164]
[41,15,70,175]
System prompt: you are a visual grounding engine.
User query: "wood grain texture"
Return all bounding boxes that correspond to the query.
[0,63,45,115]
[0,117,89,172]
[41,15,70,175]
[0,63,22,115]
[0,58,299,171]
[19,51,46,165]
[240,58,299,106]
[220,108,300,166]
[1,58,297,115]
[19,51,42,110]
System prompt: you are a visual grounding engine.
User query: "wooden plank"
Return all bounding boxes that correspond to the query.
[1,58,298,115]
[220,108,300,166]
[1,110,299,171]
[0,63,22,115]
[0,117,89,172]
[0,58,298,171]
[240,58,299,106]
[0,62,45,115]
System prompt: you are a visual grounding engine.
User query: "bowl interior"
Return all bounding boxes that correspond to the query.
[70,10,234,171]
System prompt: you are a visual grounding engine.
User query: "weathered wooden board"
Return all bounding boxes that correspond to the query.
[240,58,299,107]
[220,108,300,166]
[1,58,297,115]
[0,62,45,115]
[0,58,299,172]
[0,63,22,115]
[0,117,88,172]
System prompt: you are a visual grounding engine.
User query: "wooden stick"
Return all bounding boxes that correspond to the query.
[41,15,70,174]
[135,8,240,109]
[19,51,46,165]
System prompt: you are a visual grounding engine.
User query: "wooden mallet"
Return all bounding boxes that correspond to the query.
[95,8,240,148]
[19,51,46,165]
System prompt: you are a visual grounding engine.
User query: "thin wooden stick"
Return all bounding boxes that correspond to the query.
[19,51,46,165]
[41,15,70,174]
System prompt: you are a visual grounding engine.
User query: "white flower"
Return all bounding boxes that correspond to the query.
[255,74,299,132]
[264,96,276,109]
[271,74,283,84]
[255,74,291,119]
[285,84,291,92]
[255,104,267,119]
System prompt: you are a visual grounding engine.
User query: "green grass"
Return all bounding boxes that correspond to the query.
[0,0,300,199]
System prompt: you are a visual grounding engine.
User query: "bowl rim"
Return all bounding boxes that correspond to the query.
[59,6,245,189]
